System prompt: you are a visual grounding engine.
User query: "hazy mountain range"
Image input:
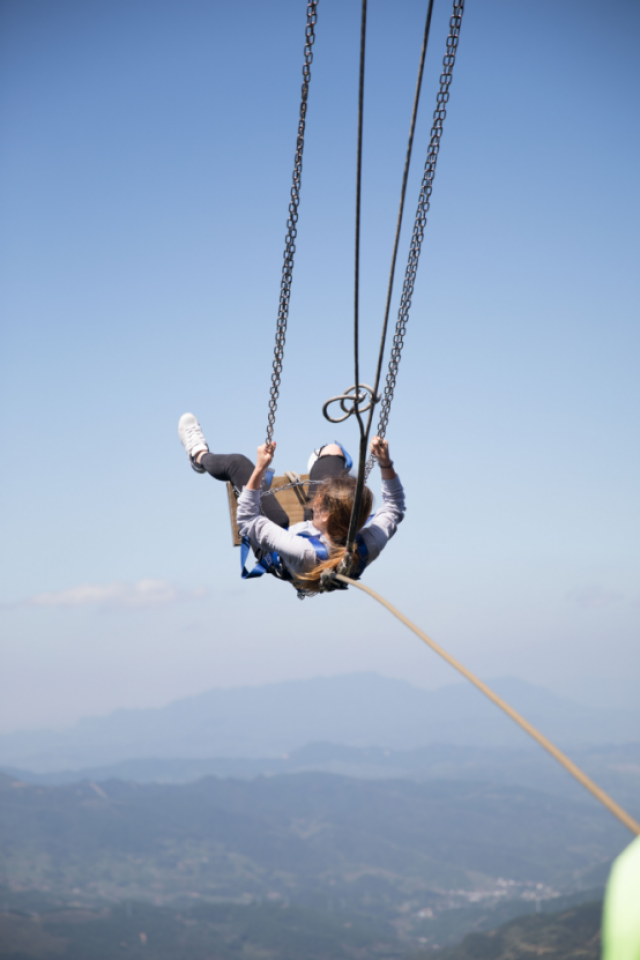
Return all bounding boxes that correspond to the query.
[1,673,638,774]
[4,740,639,822]
[2,674,632,960]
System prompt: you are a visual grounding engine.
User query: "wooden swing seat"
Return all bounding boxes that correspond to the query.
[227,473,310,546]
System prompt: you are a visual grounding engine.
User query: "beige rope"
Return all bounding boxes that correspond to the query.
[337,575,640,837]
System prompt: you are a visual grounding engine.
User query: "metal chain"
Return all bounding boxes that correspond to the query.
[261,479,323,498]
[366,0,465,478]
[266,1,319,446]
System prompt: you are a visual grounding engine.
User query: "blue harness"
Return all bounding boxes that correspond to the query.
[240,530,369,586]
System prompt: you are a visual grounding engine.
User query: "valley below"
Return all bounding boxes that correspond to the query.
[0,767,629,956]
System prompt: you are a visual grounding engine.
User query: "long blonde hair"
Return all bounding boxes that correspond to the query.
[295,476,373,594]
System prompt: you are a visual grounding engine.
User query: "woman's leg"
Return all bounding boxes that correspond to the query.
[200,452,289,529]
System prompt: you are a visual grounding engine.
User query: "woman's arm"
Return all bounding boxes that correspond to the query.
[246,442,276,490]
[370,436,396,479]
[237,489,317,562]
[236,442,318,574]
[357,437,404,562]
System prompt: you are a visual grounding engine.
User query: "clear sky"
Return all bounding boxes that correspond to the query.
[1,0,638,733]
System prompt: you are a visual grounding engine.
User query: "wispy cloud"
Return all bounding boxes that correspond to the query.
[566,585,623,609]
[26,579,207,609]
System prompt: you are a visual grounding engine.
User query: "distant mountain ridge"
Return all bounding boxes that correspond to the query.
[5,741,640,819]
[0,673,637,773]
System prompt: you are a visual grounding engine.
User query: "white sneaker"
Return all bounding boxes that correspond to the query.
[178,413,209,474]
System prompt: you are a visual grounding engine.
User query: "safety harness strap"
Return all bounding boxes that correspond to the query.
[241,530,368,584]
[295,531,330,561]
[240,539,284,580]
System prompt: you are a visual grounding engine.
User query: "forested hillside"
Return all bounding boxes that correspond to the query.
[0,770,622,952]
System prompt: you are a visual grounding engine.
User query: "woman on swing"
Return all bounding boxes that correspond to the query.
[178,413,405,593]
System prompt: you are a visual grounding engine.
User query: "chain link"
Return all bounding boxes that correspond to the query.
[266,1,319,446]
[261,478,323,498]
[366,0,465,478]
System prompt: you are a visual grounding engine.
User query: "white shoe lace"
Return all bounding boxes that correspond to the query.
[181,419,207,456]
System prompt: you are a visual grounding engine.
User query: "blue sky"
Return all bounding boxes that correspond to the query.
[1,0,639,733]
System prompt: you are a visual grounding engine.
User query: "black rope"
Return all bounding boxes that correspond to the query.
[370,0,435,419]
[344,0,369,559]
[344,0,434,559]
[317,0,466,590]
[353,0,368,417]
[367,0,466,471]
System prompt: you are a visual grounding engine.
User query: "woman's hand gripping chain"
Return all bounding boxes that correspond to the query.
[246,441,276,491]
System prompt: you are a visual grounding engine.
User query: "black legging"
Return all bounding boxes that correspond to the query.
[200,451,349,529]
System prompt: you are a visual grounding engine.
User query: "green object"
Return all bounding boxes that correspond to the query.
[602,835,640,960]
